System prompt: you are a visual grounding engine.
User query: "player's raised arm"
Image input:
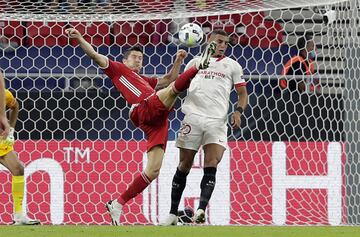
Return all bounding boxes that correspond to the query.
[155,50,188,90]
[65,28,109,68]
[0,72,10,136]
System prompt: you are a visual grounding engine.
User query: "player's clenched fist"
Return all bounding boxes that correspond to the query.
[65,28,82,39]
[0,127,14,147]
[175,49,188,61]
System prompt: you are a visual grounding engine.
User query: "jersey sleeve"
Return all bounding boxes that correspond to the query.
[101,59,125,79]
[184,58,198,71]
[5,89,16,108]
[232,62,246,89]
[142,76,158,89]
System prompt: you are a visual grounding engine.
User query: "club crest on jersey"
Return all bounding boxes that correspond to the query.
[179,123,191,136]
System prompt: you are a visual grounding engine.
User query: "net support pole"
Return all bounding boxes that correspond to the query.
[344,0,360,225]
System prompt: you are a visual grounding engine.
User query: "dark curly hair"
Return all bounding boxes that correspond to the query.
[123,45,143,59]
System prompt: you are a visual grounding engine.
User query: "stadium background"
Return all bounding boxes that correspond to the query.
[2,17,342,141]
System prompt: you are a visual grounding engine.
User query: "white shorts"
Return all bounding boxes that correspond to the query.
[175,113,227,151]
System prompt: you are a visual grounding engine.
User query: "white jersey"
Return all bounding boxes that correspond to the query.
[182,56,246,120]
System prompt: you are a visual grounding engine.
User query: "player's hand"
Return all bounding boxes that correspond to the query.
[0,115,10,138]
[175,49,188,61]
[0,127,14,147]
[230,111,241,129]
[65,28,82,40]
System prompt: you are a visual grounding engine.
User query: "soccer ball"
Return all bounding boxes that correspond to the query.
[178,23,204,47]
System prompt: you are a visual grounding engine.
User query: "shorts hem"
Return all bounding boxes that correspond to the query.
[202,141,227,150]
[147,143,166,152]
[175,142,199,151]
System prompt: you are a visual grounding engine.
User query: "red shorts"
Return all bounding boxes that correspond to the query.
[130,94,170,152]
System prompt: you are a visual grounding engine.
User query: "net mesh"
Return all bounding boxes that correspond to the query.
[0,0,359,225]
[0,0,349,21]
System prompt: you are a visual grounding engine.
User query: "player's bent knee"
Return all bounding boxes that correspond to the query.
[146,168,161,181]
[204,158,220,168]
[145,145,165,180]
[204,152,223,167]
[178,161,192,172]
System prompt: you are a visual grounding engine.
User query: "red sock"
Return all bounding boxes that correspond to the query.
[117,172,151,205]
[173,65,198,93]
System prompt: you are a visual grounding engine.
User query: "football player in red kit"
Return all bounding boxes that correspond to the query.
[66,28,216,225]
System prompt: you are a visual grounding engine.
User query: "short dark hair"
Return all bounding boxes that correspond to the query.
[123,45,143,59]
[211,29,229,37]
[297,32,313,51]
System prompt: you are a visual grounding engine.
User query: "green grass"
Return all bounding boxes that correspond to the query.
[0,225,359,237]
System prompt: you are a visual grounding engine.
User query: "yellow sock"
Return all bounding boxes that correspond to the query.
[12,176,24,214]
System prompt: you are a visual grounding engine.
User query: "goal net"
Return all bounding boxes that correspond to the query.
[0,0,358,225]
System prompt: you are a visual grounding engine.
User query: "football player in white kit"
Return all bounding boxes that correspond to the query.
[161,29,248,225]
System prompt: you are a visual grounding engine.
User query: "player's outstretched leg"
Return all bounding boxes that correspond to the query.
[197,41,217,70]
[105,200,123,226]
[13,214,40,225]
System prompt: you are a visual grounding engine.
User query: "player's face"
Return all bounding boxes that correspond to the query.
[306,40,316,59]
[123,51,143,73]
[306,40,315,52]
[209,34,230,57]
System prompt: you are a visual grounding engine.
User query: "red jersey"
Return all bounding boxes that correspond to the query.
[103,60,158,104]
